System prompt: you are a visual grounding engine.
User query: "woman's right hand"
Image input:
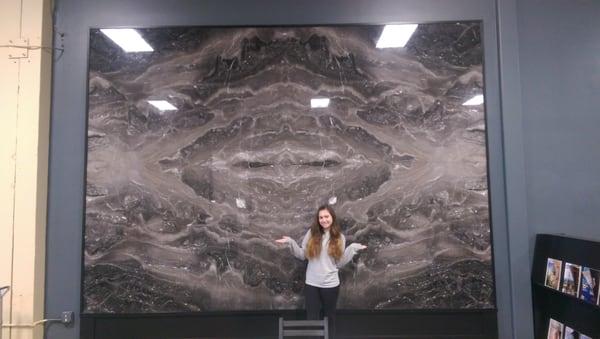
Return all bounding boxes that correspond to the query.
[275,236,291,244]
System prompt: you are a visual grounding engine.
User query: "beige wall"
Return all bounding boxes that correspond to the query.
[0,0,53,338]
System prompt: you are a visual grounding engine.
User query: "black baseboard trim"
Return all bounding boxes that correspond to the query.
[81,309,497,339]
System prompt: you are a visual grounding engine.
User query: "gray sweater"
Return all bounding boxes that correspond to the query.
[287,229,362,288]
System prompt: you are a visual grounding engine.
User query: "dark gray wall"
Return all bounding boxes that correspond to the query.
[517,0,600,246]
[45,0,531,338]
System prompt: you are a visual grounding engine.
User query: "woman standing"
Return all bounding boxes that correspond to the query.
[276,205,366,338]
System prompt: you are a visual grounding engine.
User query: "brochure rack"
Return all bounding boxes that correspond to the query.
[532,234,600,338]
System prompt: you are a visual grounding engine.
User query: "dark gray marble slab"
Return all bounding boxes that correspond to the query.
[84,23,493,312]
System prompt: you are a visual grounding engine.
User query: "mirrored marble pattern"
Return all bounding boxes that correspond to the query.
[84,23,493,313]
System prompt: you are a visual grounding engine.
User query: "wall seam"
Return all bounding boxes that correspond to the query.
[493,0,531,337]
[493,0,516,337]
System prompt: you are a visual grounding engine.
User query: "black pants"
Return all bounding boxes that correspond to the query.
[305,284,339,338]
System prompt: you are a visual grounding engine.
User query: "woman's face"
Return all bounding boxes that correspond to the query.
[318,209,333,229]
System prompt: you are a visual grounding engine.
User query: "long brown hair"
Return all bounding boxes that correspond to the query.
[306,205,343,260]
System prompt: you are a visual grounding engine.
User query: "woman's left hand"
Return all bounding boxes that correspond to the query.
[349,243,367,251]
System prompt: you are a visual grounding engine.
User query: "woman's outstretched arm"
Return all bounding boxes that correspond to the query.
[275,230,310,260]
[336,242,367,268]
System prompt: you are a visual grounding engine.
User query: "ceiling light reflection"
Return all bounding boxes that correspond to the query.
[100,29,154,53]
[462,94,484,106]
[311,98,330,108]
[148,100,177,111]
[376,24,418,48]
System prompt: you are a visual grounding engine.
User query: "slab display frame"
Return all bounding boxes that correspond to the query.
[80,20,498,338]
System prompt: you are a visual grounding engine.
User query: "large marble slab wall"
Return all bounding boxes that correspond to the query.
[84,23,493,313]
